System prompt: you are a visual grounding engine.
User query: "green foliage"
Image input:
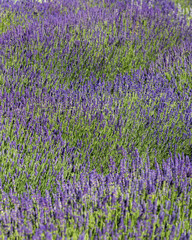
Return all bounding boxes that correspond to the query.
[0,0,192,238]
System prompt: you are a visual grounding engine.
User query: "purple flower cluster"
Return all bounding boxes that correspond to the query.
[0,0,192,238]
[0,152,191,239]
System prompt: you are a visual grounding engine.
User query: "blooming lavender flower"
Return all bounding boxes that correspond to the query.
[0,0,192,238]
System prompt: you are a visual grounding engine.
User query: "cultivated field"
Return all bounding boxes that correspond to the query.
[0,0,192,239]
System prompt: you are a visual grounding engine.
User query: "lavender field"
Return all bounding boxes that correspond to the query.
[0,0,192,239]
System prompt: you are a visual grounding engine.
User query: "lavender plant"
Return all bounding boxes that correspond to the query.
[0,0,191,239]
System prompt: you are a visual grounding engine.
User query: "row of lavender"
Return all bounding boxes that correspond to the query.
[0,0,192,238]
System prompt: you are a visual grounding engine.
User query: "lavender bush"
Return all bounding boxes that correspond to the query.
[0,0,192,239]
